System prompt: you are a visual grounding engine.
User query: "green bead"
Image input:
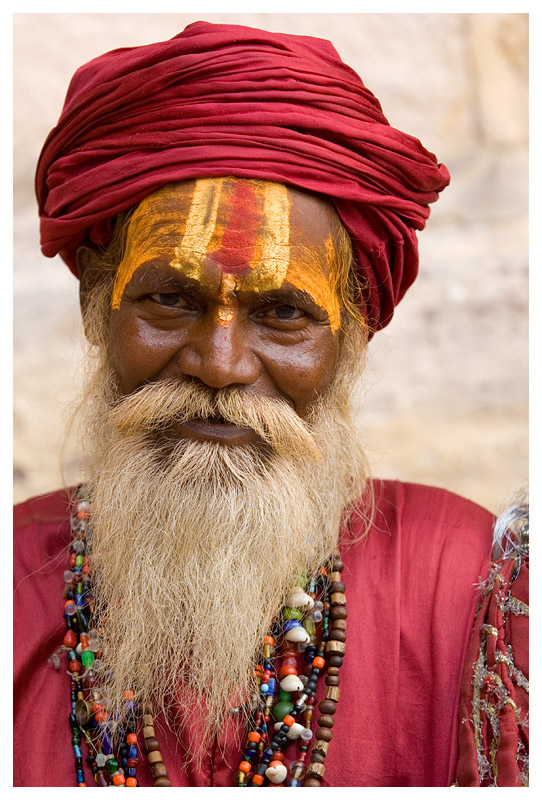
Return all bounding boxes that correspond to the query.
[272,700,294,721]
[278,688,291,701]
[303,618,316,636]
[106,758,119,774]
[81,650,95,667]
[75,555,84,567]
[282,607,302,620]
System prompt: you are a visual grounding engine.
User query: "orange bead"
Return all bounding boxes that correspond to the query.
[126,733,138,745]
[126,778,137,787]
[283,715,295,727]
[77,509,88,520]
[272,752,284,762]
[248,731,260,743]
[92,703,104,712]
[239,761,252,774]
[312,656,325,669]
[123,690,135,700]
[94,711,108,723]
[263,635,274,645]
[252,774,265,786]
[112,773,126,786]
[278,665,297,679]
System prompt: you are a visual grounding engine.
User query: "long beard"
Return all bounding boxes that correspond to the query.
[77,322,369,756]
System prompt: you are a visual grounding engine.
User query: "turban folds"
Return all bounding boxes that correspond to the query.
[36,21,450,331]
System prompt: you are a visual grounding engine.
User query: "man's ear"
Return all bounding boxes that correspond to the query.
[76,244,107,345]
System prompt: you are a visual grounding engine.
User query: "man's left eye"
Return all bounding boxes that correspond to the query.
[272,305,304,320]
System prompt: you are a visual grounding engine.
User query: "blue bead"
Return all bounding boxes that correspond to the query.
[260,683,269,694]
[73,745,82,758]
[267,678,276,693]
[77,770,85,783]
[128,745,138,758]
[282,619,302,632]
[128,768,137,778]
[288,779,301,787]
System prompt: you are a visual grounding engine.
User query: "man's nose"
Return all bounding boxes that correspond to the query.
[177,314,261,389]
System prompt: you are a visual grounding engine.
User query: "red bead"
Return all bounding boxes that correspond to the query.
[264,635,274,645]
[63,630,77,648]
[69,659,81,673]
[278,665,297,679]
[68,553,77,568]
[126,733,137,745]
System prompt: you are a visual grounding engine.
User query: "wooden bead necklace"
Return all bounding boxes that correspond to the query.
[52,495,346,787]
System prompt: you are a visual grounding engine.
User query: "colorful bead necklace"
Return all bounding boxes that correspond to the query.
[53,495,347,787]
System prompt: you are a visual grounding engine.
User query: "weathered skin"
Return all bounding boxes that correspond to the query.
[82,178,343,444]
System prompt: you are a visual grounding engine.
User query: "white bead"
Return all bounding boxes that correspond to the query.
[265,762,288,784]
[284,626,310,643]
[285,588,315,610]
[274,721,304,739]
[280,674,304,692]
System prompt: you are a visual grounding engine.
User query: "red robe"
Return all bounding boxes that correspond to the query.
[14,480,499,786]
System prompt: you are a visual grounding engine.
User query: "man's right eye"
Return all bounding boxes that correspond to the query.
[149,293,183,306]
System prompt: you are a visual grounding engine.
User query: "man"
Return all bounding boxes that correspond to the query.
[13,21,528,787]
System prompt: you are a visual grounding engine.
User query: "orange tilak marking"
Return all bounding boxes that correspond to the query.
[209,182,261,273]
[111,180,340,333]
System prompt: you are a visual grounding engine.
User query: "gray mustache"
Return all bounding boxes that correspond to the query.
[107,379,319,457]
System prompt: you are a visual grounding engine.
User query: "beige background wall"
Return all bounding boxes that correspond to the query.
[13,13,528,512]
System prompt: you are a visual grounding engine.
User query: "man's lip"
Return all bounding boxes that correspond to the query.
[171,417,260,445]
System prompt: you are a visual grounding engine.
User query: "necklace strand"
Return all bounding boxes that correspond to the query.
[54,495,346,787]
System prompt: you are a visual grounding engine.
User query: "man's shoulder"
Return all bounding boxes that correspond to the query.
[370,478,494,526]
[13,489,74,583]
[14,487,73,529]
[351,478,495,553]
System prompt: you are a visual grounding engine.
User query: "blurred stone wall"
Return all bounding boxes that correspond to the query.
[13,13,528,511]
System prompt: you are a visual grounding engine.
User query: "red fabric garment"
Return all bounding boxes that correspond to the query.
[35,21,450,331]
[14,480,496,787]
[455,556,529,786]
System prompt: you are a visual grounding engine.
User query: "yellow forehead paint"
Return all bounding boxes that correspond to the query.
[111,179,341,332]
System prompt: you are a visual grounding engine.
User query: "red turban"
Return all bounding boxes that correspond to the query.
[36,21,450,332]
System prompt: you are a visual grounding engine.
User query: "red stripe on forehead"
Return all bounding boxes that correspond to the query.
[209,182,261,273]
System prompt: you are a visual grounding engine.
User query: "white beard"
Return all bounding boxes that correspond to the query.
[77,326,369,756]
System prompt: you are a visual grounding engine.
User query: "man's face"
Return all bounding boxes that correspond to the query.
[108,178,342,446]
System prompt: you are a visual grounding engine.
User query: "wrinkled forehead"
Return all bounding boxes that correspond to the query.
[123,177,337,265]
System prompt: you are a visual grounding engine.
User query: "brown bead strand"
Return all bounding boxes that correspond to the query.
[304,553,346,787]
[142,705,172,787]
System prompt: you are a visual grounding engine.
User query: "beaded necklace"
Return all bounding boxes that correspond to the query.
[54,495,347,787]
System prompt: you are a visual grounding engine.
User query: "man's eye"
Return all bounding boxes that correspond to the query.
[149,293,183,306]
[272,305,303,320]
